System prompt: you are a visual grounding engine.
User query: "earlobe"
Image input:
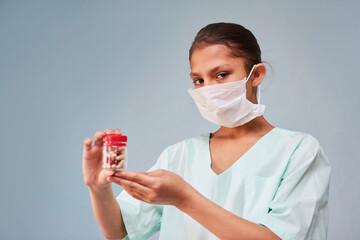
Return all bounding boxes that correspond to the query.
[251,63,266,87]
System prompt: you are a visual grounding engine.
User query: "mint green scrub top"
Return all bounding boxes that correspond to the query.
[116,127,331,240]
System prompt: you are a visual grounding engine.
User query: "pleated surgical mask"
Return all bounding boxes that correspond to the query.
[188,65,265,128]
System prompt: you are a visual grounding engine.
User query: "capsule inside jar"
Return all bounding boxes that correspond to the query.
[102,134,127,171]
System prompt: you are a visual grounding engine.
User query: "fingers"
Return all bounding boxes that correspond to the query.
[99,168,116,180]
[114,129,122,134]
[104,128,122,134]
[114,171,156,188]
[131,191,149,203]
[92,129,123,148]
[109,175,153,197]
[104,128,113,135]
[83,138,92,151]
[103,168,116,176]
[94,131,105,147]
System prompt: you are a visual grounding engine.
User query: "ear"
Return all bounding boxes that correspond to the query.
[251,63,266,87]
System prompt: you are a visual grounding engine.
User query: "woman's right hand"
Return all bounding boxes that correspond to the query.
[82,128,122,190]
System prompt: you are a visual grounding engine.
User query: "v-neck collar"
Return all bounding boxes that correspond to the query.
[205,127,278,177]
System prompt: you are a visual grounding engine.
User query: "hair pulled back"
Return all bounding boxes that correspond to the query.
[189,22,262,74]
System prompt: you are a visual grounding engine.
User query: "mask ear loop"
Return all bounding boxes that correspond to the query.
[245,65,256,83]
[246,64,262,111]
[255,68,262,114]
[258,84,261,105]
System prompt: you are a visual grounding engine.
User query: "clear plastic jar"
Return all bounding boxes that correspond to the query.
[102,134,127,171]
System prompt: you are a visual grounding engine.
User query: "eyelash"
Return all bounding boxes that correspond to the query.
[193,72,228,85]
[217,72,228,79]
[192,79,203,85]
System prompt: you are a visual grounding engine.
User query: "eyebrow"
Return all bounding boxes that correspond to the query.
[190,64,231,77]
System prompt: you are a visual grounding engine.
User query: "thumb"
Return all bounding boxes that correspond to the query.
[99,168,116,180]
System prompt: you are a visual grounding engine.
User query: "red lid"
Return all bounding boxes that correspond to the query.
[103,134,127,143]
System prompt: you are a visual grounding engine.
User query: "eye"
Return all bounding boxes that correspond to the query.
[193,78,204,85]
[216,72,228,79]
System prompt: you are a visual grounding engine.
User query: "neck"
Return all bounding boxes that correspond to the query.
[212,116,274,139]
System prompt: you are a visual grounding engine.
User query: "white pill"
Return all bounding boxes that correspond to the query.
[118,161,125,169]
[116,162,122,168]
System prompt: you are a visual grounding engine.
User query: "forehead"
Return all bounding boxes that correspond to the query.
[190,44,245,72]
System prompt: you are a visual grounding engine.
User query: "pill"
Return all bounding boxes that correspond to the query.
[116,162,122,168]
[118,161,125,169]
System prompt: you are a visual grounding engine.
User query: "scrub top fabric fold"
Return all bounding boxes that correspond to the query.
[116,127,331,240]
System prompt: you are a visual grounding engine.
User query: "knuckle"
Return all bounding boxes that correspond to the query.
[133,175,140,182]
[135,172,146,182]
[153,182,161,190]
[132,193,142,201]
[142,196,151,203]
[129,182,136,190]
[147,193,155,203]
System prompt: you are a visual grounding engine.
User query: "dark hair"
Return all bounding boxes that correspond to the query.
[189,22,262,74]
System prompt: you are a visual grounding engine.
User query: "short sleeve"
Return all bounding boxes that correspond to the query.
[258,135,331,240]
[116,148,169,240]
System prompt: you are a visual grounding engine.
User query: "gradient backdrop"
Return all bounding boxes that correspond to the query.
[1,0,359,239]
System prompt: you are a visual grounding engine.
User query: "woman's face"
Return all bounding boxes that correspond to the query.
[189,44,265,103]
[190,44,249,89]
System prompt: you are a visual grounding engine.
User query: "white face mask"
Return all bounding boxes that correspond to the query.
[188,65,265,128]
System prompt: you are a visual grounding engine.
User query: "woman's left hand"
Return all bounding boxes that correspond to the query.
[108,169,195,208]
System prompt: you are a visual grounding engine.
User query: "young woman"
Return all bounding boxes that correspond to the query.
[82,23,331,240]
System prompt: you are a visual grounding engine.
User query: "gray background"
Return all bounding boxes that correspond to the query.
[1,0,359,239]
